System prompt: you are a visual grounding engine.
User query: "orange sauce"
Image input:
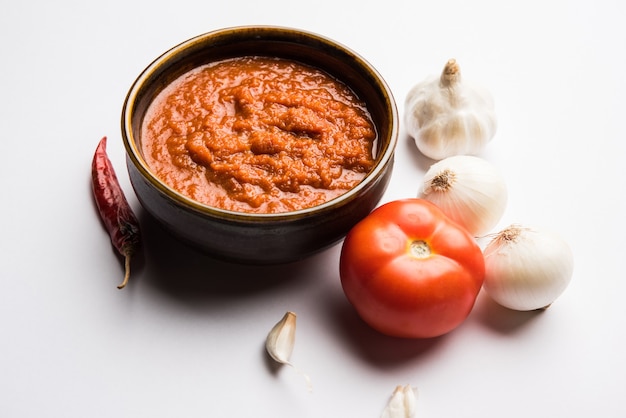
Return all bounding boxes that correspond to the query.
[141,56,376,213]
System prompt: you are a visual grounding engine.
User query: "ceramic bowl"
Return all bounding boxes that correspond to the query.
[121,26,398,264]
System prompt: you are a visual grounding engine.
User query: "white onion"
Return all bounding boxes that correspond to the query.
[420,155,507,236]
[483,225,574,311]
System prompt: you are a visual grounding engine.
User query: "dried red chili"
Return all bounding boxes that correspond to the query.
[91,136,141,289]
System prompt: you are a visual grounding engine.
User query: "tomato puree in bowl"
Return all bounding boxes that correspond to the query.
[141,56,377,214]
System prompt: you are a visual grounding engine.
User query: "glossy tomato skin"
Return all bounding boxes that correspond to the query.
[339,198,485,338]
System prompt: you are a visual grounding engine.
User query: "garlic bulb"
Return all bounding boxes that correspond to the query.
[381,385,418,418]
[483,225,574,311]
[405,59,497,160]
[420,155,507,236]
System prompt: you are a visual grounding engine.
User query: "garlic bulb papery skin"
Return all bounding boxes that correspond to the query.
[405,59,497,160]
[483,225,574,311]
[381,385,418,418]
[420,155,507,236]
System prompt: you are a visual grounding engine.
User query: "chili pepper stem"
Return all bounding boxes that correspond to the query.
[117,255,132,289]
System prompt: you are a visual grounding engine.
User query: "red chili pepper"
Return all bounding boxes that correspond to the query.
[91,136,141,289]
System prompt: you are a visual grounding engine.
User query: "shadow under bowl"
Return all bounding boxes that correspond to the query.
[121,25,398,264]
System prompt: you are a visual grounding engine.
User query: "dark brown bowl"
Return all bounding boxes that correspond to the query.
[121,26,398,264]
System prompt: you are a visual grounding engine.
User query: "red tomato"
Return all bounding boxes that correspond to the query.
[339,198,485,338]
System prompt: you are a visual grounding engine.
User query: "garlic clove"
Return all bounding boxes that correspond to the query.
[265,311,312,391]
[266,311,297,365]
[405,59,497,160]
[381,384,418,418]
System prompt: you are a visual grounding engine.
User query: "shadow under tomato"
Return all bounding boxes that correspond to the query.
[472,292,548,335]
[134,208,322,299]
[323,291,447,369]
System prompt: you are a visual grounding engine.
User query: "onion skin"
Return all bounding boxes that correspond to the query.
[482,225,574,311]
[420,155,507,237]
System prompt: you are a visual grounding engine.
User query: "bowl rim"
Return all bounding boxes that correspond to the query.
[121,25,398,222]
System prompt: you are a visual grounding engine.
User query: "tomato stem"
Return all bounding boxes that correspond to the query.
[410,240,431,259]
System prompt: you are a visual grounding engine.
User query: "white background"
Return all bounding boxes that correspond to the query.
[1,1,624,417]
